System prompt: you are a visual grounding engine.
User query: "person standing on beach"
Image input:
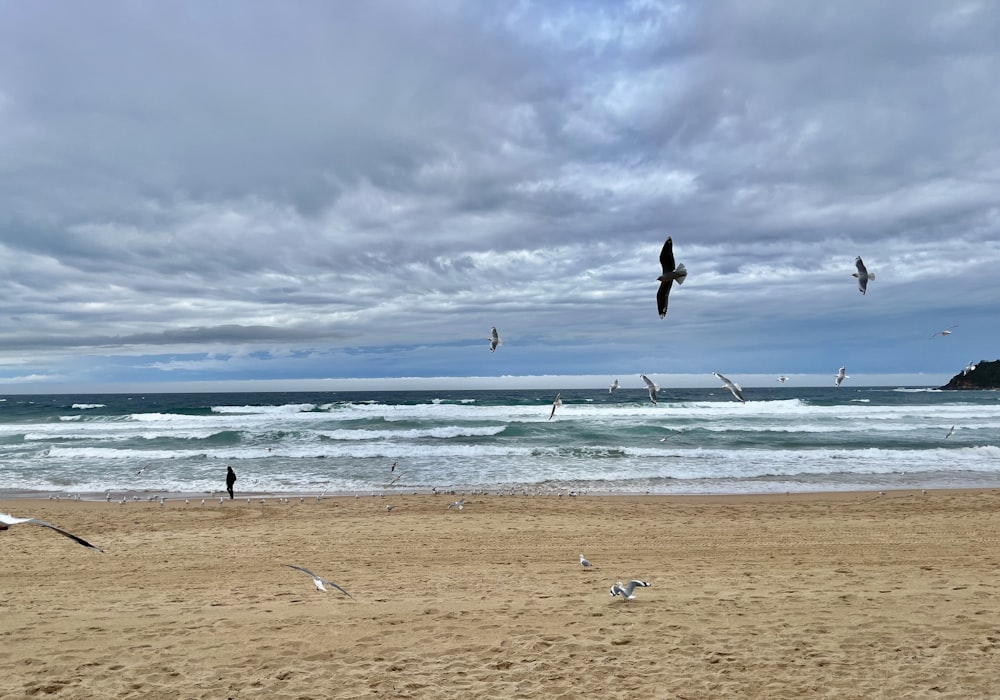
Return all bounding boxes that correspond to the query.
[226,466,237,500]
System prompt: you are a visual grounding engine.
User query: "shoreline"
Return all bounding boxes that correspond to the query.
[2,482,998,503]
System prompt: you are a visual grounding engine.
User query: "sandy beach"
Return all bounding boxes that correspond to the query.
[2,489,1000,699]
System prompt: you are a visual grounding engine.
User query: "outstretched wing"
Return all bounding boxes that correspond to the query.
[659,237,675,274]
[625,579,651,595]
[656,279,673,318]
[285,564,319,579]
[318,578,353,599]
[0,513,103,552]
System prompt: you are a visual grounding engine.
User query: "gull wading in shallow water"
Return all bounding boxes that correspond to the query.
[656,237,687,318]
[0,511,103,552]
[713,372,745,403]
[284,565,353,598]
[610,579,650,600]
[835,366,849,388]
[489,326,502,352]
[548,393,562,420]
[640,374,659,405]
[852,256,875,295]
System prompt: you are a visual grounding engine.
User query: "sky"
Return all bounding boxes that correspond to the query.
[1,1,998,393]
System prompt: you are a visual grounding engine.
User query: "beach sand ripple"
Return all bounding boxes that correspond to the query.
[2,490,1000,698]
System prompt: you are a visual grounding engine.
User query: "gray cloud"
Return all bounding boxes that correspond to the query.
[1,1,998,388]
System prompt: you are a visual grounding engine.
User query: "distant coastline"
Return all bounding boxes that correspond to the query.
[939,359,1000,390]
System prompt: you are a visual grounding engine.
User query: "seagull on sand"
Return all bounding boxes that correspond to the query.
[548,393,562,420]
[0,511,103,552]
[835,366,849,388]
[610,579,651,600]
[656,237,687,318]
[580,553,593,569]
[713,372,745,403]
[609,379,619,393]
[447,499,465,510]
[284,565,353,598]
[930,325,958,339]
[852,256,875,295]
[489,326,502,353]
[640,374,659,405]
[963,361,977,376]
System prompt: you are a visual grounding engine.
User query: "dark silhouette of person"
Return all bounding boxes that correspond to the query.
[226,466,237,500]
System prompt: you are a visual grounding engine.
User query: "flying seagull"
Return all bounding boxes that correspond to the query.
[548,393,562,420]
[447,499,465,510]
[835,366,849,388]
[656,237,687,318]
[0,511,103,552]
[489,326,502,352]
[713,372,745,403]
[777,375,789,383]
[930,325,958,339]
[852,256,875,295]
[610,579,651,600]
[963,361,977,376]
[579,553,593,569]
[283,564,353,598]
[944,425,956,439]
[640,374,659,405]
[609,379,619,393]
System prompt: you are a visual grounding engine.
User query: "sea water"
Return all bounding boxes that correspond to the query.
[1,387,998,497]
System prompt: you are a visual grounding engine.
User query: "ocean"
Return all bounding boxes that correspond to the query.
[1,386,998,498]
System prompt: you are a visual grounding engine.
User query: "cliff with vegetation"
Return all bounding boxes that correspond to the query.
[939,359,1000,390]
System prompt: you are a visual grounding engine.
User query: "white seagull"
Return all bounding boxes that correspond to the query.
[852,256,875,295]
[0,511,103,552]
[713,372,745,403]
[963,361,977,376]
[579,553,593,569]
[548,393,562,421]
[835,366,849,388]
[609,379,619,393]
[656,237,687,318]
[930,325,958,339]
[489,326,502,353]
[284,565,353,598]
[447,499,465,510]
[610,579,651,600]
[777,375,789,383]
[640,374,659,405]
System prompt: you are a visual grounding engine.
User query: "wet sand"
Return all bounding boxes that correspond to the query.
[2,489,1000,699]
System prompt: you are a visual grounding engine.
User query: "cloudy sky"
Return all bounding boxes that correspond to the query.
[1,1,998,393]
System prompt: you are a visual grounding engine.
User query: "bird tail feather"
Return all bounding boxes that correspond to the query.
[674,263,687,284]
